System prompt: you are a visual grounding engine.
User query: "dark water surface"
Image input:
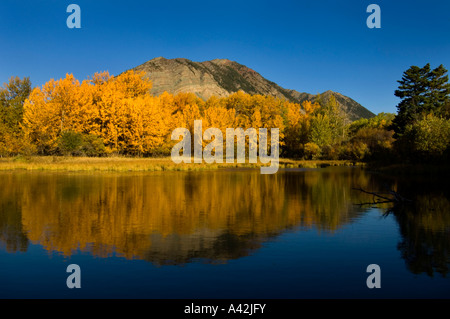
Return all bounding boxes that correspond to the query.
[0,167,448,298]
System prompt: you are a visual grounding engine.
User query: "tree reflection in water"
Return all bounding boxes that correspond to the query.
[0,168,448,277]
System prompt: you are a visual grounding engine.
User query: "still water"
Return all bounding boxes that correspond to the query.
[0,167,448,298]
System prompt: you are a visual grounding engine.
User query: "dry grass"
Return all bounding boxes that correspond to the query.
[0,156,362,172]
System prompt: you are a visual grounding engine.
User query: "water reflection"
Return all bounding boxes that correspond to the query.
[0,168,448,276]
[388,179,450,277]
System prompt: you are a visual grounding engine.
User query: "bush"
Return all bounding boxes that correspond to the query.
[81,134,106,157]
[57,131,106,157]
[303,142,321,160]
[401,114,450,161]
[340,125,396,162]
[58,131,84,156]
[351,141,370,161]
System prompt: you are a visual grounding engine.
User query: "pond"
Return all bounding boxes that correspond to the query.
[0,167,448,298]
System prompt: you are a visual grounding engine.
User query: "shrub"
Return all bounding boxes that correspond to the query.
[57,131,84,156]
[401,114,450,161]
[57,131,106,157]
[81,134,106,157]
[303,142,321,160]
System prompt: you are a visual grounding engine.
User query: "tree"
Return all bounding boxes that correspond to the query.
[0,76,32,156]
[57,131,84,156]
[309,113,333,151]
[312,95,346,141]
[346,126,395,161]
[403,114,450,161]
[57,131,106,157]
[343,112,396,161]
[349,112,395,134]
[427,64,450,112]
[0,76,31,129]
[392,64,450,137]
[283,101,306,157]
[23,74,83,154]
[306,94,346,159]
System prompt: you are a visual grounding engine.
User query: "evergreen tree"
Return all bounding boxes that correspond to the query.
[392,64,450,137]
[426,64,450,113]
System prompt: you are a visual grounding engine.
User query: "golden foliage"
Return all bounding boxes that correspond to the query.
[21,72,319,157]
[1,168,381,261]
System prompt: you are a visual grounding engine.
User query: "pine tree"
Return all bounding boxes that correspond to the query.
[426,64,450,112]
[392,63,450,137]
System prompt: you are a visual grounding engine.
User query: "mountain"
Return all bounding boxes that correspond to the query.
[131,57,375,121]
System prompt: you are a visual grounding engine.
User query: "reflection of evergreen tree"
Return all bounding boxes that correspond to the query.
[5,168,449,273]
[397,226,449,277]
[391,181,450,277]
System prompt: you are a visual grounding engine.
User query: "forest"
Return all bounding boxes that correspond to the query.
[0,63,449,165]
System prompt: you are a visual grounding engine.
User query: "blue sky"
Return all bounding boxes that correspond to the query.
[1,0,449,114]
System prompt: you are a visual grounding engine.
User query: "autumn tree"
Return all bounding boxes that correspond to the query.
[90,70,154,154]
[23,70,158,155]
[219,92,287,159]
[282,101,305,157]
[306,95,346,159]
[23,74,88,154]
[402,114,450,161]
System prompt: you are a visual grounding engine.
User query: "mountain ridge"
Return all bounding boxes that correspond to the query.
[130,57,375,121]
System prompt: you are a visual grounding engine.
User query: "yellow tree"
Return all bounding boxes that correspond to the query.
[47,74,81,133]
[203,105,237,156]
[89,70,153,154]
[120,95,174,155]
[22,75,78,154]
[23,73,99,154]
[112,70,152,99]
[282,101,305,156]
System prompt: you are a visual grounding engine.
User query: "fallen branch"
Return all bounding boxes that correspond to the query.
[352,187,412,208]
[354,200,394,207]
[352,187,394,202]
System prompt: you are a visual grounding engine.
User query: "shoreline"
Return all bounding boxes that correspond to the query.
[0,156,362,173]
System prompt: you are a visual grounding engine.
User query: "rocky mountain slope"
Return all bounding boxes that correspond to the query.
[130,57,375,121]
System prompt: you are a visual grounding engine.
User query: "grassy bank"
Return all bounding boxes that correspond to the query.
[0,156,362,172]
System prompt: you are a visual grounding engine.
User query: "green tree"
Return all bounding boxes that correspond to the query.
[403,114,450,160]
[0,77,32,156]
[344,112,396,161]
[392,64,450,137]
[57,131,106,156]
[349,112,395,134]
[427,64,450,113]
[57,131,84,156]
[308,94,347,159]
[0,77,31,129]
[318,94,346,142]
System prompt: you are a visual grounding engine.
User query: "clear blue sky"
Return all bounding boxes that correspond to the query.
[1,0,449,114]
